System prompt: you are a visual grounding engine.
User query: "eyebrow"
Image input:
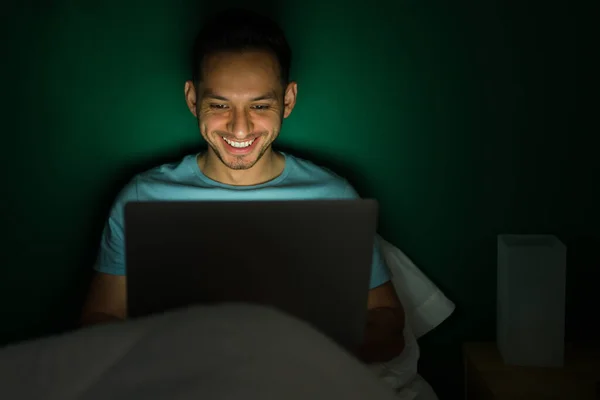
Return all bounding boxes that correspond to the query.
[201,90,277,102]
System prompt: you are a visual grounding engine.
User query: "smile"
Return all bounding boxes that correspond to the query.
[222,137,255,148]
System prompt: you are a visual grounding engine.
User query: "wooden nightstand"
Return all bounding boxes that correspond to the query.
[463,342,600,400]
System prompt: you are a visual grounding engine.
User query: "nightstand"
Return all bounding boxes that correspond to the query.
[463,342,600,400]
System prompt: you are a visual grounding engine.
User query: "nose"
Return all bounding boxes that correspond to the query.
[227,108,253,139]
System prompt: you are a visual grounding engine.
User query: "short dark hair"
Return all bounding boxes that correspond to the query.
[191,8,292,87]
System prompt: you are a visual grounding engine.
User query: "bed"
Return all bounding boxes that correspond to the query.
[0,236,454,399]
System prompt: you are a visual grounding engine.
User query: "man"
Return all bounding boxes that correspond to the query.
[81,8,405,364]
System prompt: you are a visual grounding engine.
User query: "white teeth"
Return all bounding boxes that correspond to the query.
[223,137,254,148]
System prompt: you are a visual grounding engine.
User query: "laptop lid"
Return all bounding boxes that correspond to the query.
[125,199,378,351]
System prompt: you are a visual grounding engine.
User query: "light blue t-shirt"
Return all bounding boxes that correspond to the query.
[96,152,391,289]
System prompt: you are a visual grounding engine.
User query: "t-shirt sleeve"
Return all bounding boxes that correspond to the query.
[94,178,139,275]
[341,182,391,289]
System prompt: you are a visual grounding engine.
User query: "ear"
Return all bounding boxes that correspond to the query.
[184,81,198,117]
[283,81,298,119]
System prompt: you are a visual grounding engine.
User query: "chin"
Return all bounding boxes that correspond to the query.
[222,157,259,170]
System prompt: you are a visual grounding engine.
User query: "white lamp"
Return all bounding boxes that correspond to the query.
[497,234,567,367]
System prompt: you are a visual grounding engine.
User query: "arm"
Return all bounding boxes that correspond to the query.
[82,179,138,327]
[338,183,405,362]
[80,272,127,327]
[357,281,406,364]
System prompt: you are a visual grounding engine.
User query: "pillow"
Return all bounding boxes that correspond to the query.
[379,236,455,339]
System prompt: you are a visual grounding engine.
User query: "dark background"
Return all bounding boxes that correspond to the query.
[1,0,593,397]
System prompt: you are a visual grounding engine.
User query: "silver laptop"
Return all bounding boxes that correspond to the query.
[124,199,378,352]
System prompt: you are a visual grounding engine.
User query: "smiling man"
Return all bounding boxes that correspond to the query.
[190,48,290,185]
[81,8,405,364]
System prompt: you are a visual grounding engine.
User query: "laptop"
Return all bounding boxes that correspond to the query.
[124,199,379,351]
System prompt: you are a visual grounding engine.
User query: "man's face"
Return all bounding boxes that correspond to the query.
[185,50,297,171]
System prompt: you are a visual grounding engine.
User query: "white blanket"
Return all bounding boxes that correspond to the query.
[0,304,399,400]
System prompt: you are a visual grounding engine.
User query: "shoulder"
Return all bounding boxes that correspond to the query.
[284,153,359,198]
[136,154,198,186]
[113,154,199,206]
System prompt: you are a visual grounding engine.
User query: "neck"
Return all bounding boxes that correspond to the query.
[198,148,284,186]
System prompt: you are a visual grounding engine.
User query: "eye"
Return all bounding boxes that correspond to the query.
[252,104,270,110]
[210,104,228,109]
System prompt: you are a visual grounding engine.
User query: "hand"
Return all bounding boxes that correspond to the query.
[356,307,405,364]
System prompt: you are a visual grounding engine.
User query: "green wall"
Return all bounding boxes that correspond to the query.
[1,1,591,397]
